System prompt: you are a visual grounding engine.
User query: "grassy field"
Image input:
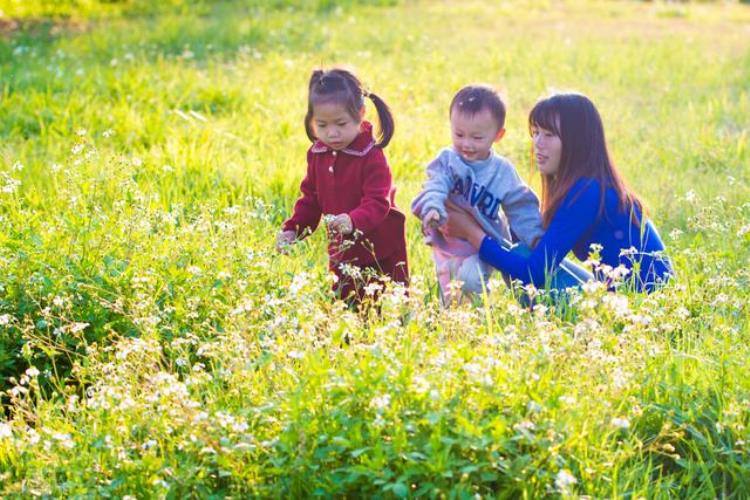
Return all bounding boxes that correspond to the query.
[1,0,749,496]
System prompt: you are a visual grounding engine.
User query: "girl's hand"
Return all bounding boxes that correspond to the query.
[327,213,354,235]
[440,200,487,249]
[422,209,441,235]
[276,230,297,253]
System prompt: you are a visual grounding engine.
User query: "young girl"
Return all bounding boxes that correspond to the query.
[276,68,409,301]
[441,92,673,293]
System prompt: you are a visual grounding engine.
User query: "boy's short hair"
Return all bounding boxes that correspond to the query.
[450,85,506,130]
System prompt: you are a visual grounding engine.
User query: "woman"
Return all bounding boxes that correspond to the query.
[441,93,673,292]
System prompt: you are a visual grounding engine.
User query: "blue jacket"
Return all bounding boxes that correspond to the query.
[478,177,674,292]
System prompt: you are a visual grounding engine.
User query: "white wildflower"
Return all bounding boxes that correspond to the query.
[370,393,391,411]
[372,414,386,428]
[0,422,12,439]
[411,375,430,394]
[364,282,383,296]
[555,469,577,491]
[559,395,577,405]
[513,420,535,432]
[69,322,89,334]
[611,417,631,430]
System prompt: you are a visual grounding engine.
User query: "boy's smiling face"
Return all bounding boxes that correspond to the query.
[450,108,505,162]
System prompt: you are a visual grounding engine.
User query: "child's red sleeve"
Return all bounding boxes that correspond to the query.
[348,148,392,234]
[282,151,322,237]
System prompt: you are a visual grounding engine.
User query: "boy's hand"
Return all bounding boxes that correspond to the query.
[422,209,441,235]
[327,214,354,235]
[276,230,297,253]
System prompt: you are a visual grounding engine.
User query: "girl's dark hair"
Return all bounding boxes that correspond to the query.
[304,68,394,148]
[450,84,506,130]
[529,92,644,228]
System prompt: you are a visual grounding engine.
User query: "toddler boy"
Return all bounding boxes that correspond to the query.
[412,85,544,302]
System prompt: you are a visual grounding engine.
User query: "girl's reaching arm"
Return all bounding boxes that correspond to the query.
[282,151,323,238]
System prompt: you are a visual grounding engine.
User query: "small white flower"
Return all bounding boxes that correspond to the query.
[555,469,577,490]
[70,323,89,333]
[0,422,12,439]
[685,190,696,203]
[364,282,383,296]
[513,420,535,432]
[611,417,631,430]
[370,394,391,411]
[527,401,543,413]
[559,395,577,405]
[71,144,84,155]
[69,322,89,334]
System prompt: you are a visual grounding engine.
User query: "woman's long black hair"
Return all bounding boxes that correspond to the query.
[529,92,643,227]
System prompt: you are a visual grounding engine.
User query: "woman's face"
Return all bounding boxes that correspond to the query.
[531,123,562,176]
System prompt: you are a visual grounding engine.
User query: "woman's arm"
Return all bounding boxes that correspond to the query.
[443,179,602,286]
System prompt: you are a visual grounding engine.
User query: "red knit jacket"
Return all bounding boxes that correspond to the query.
[282,122,407,269]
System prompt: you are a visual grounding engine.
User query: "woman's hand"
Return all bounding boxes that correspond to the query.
[440,200,487,249]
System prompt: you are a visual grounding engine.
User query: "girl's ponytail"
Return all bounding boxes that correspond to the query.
[366,92,394,149]
[304,70,326,143]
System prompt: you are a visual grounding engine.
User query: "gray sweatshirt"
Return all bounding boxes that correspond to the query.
[412,147,544,256]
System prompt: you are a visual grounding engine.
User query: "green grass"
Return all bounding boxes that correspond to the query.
[0,0,749,496]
